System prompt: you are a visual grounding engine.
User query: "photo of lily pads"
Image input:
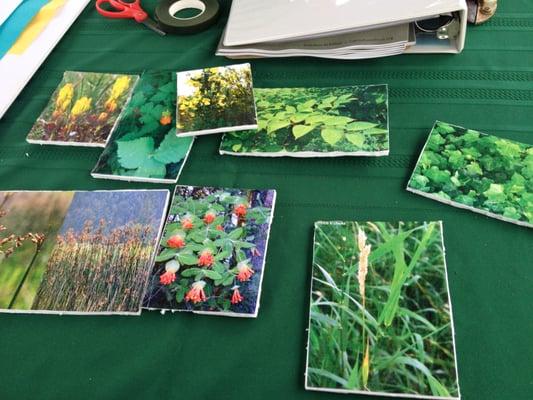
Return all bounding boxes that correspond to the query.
[0,190,169,315]
[26,71,139,147]
[176,63,258,136]
[306,221,459,399]
[219,85,389,157]
[407,121,533,228]
[92,71,194,183]
[143,185,276,318]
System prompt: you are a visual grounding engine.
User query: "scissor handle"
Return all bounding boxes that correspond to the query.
[95,0,148,23]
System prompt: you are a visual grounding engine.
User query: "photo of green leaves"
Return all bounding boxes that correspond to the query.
[1,190,169,315]
[0,192,73,311]
[307,221,459,399]
[176,63,257,136]
[407,121,533,228]
[26,71,138,147]
[219,85,389,157]
[143,185,276,318]
[92,71,194,183]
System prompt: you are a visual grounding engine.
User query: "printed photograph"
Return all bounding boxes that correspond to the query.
[92,71,194,183]
[0,192,74,311]
[176,63,258,136]
[26,71,139,147]
[407,121,533,228]
[306,221,460,399]
[219,85,389,157]
[1,190,169,314]
[143,185,276,318]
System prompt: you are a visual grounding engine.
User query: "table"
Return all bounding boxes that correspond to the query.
[0,1,531,399]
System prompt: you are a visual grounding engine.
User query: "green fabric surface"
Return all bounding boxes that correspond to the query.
[0,1,532,399]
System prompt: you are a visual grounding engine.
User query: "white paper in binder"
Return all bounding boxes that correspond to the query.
[218,0,468,60]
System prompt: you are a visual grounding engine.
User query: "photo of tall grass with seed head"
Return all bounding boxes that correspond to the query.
[29,190,169,314]
[307,221,459,399]
[0,192,73,310]
[176,63,257,136]
[26,71,138,146]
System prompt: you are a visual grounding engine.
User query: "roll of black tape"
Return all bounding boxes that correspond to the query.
[156,0,220,34]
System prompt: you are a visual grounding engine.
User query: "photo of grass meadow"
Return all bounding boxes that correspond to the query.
[0,192,73,310]
[30,190,168,314]
[408,121,533,228]
[144,186,275,317]
[176,64,257,135]
[92,71,193,182]
[220,85,389,156]
[27,71,138,146]
[307,221,459,399]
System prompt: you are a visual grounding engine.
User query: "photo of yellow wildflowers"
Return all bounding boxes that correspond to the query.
[26,71,138,147]
[306,221,459,399]
[176,63,257,136]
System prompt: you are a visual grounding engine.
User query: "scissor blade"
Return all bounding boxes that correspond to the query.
[143,18,166,36]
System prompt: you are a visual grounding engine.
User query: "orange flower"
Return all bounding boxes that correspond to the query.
[105,99,117,113]
[160,260,180,285]
[52,110,62,119]
[236,261,254,282]
[160,111,172,125]
[234,203,247,217]
[167,234,185,249]
[231,287,244,304]
[97,112,108,122]
[198,249,214,267]
[181,218,193,230]
[215,225,224,232]
[203,211,216,225]
[185,280,207,303]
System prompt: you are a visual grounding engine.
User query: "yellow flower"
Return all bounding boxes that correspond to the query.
[70,97,92,117]
[109,76,131,101]
[97,112,108,122]
[55,83,74,111]
[202,98,211,106]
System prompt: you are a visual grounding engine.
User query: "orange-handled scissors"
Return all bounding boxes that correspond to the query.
[95,0,166,36]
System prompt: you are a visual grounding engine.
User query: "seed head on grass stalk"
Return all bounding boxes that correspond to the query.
[356,227,372,388]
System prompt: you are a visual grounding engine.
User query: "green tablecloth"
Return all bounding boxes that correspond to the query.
[0,1,531,399]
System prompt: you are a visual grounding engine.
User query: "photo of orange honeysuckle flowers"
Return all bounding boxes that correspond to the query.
[143,185,276,318]
[26,71,139,147]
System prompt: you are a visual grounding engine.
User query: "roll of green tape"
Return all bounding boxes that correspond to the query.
[155,0,220,34]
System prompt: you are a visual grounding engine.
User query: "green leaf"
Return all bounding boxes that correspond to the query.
[484,183,506,202]
[153,129,193,164]
[116,137,154,169]
[321,128,343,145]
[345,132,365,148]
[155,249,178,262]
[267,119,291,134]
[290,113,309,123]
[180,268,202,277]
[228,227,244,240]
[292,124,315,139]
[176,253,198,266]
[324,116,353,126]
[232,143,242,152]
[285,105,296,113]
[135,158,166,178]
[346,121,378,131]
[363,127,388,135]
[203,270,222,280]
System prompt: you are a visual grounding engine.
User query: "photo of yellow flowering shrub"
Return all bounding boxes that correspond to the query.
[26,71,139,147]
[176,63,257,136]
[143,185,276,318]
[306,221,459,399]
